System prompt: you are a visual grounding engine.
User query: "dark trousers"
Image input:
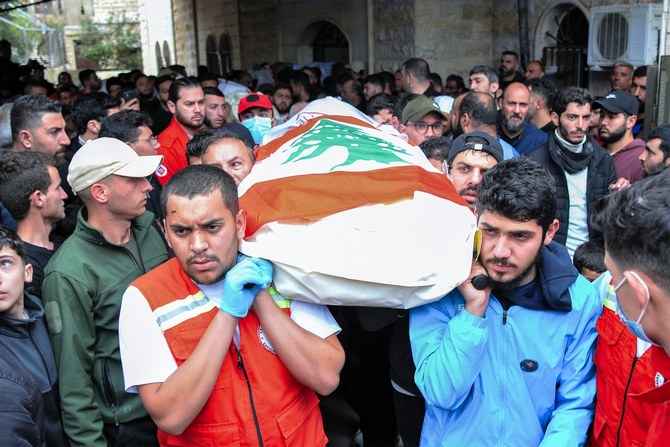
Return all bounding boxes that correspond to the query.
[392,389,425,447]
[103,416,159,447]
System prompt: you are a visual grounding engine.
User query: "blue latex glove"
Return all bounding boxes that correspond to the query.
[220,257,274,318]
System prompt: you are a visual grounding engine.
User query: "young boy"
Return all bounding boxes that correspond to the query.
[0,225,67,446]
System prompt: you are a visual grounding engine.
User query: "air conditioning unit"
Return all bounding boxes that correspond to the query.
[587,4,662,69]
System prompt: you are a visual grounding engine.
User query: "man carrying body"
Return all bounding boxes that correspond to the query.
[271,83,293,125]
[42,138,169,446]
[528,86,618,257]
[497,82,547,155]
[119,164,344,446]
[411,157,599,445]
[195,127,255,185]
[156,76,205,186]
[237,93,276,146]
[590,169,670,446]
[596,90,644,183]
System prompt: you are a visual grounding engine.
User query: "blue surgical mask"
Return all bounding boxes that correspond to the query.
[614,271,656,345]
[242,116,272,145]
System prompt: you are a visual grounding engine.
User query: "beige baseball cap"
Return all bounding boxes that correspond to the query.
[68,137,163,193]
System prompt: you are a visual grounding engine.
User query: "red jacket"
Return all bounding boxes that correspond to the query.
[590,281,659,447]
[131,258,327,447]
[156,118,191,186]
[633,345,670,447]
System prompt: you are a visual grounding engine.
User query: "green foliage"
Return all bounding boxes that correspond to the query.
[76,13,141,70]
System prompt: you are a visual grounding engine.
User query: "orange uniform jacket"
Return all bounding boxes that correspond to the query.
[633,345,670,447]
[131,258,327,447]
[156,118,190,186]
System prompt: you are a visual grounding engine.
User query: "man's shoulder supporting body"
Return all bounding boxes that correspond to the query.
[120,257,339,446]
[42,210,169,446]
[410,242,599,446]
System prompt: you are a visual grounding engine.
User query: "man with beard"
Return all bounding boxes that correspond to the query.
[639,125,670,177]
[270,83,292,125]
[497,82,547,155]
[410,156,599,446]
[596,90,644,183]
[202,87,229,129]
[528,87,619,258]
[631,65,647,137]
[156,76,205,186]
[498,51,525,91]
[451,92,518,159]
[610,61,634,92]
[78,69,102,94]
[118,164,344,445]
[446,131,503,211]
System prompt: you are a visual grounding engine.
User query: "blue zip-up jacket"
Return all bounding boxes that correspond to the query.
[410,242,599,446]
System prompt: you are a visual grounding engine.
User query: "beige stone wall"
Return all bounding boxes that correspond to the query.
[373,0,415,72]
[195,0,242,71]
[93,0,139,22]
[172,0,198,75]
[238,0,278,68]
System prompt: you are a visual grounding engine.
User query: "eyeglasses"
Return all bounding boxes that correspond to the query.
[407,122,445,134]
[130,136,158,145]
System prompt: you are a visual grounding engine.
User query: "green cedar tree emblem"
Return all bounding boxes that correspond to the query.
[284,119,410,170]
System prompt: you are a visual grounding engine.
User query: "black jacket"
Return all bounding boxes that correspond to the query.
[0,293,68,446]
[528,133,616,246]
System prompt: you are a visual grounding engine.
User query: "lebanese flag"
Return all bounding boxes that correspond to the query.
[239,108,477,309]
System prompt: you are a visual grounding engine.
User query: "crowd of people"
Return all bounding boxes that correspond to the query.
[0,37,670,447]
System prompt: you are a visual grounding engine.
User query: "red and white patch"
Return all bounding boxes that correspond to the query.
[258,326,276,354]
[155,164,168,178]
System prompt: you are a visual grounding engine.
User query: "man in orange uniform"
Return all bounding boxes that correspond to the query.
[155,77,205,186]
[119,165,345,446]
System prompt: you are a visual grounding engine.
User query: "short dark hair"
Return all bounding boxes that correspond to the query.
[591,170,670,291]
[106,76,123,94]
[273,82,291,94]
[78,69,96,85]
[526,77,557,106]
[168,76,202,104]
[72,92,120,134]
[573,241,606,276]
[469,65,498,84]
[161,164,239,217]
[446,74,466,90]
[203,86,224,98]
[187,127,254,163]
[502,50,519,62]
[292,71,311,91]
[0,225,25,263]
[367,93,396,117]
[364,73,384,90]
[459,92,498,127]
[99,110,153,142]
[402,58,430,83]
[647,125,670,163]
[0,151,56,221]
[419,136,451,162]
[477,157,556,234]
[198,73,219,84]
[633,65,648,79]
[10,95,62,143]
[551,86,592,117]
[429,73,443,89]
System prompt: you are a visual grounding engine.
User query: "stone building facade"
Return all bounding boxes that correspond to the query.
[139,0,664,92]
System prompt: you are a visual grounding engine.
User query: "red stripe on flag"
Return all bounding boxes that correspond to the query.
[241,165,468,237]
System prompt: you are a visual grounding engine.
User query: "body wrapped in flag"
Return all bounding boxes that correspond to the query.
[239,105,476,309]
